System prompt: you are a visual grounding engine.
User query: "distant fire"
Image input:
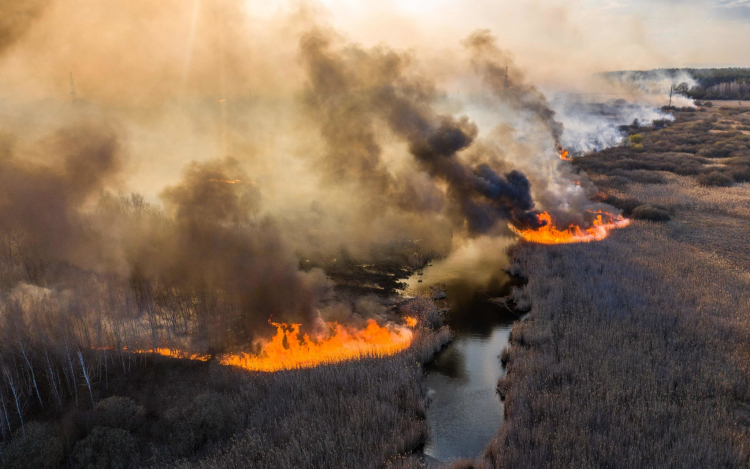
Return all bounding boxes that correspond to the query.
[209,178,243,184]
[511,211,630,244]
[218,320,414,372]
[117,319,415,372]
[149,348,211,361]
[558,146,571,161]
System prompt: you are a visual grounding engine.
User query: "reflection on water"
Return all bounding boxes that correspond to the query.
[407,259,521,462]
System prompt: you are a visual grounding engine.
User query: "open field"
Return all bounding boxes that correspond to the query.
[460,108,750,468]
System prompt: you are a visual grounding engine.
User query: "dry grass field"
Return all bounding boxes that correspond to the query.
[458,107,750,469]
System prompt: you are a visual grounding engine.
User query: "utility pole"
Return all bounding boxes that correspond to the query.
[668,85,673,108]
[69,72,77,102]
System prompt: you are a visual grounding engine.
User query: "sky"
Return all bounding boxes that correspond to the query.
[243,0,750,86]
[2,0,749,103]
[0,0,747,199]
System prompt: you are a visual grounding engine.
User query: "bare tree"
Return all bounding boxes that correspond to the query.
[77,350,95,408]
[18,340,42,407]
[1,363,24,437]
[44,349,63,411]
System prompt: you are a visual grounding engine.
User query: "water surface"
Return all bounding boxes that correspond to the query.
[407,263,521,462]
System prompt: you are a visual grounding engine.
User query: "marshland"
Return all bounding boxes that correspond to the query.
[2,2,750,469]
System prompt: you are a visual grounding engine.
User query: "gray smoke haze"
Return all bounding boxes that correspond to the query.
[0,2,643,353]
[300,30,544,234]
[155,159,328,342]
[602,69,698,108]
[0,0,49,56]
[464,30,564,146]
[551,96,674,154]
[0,122,122,272]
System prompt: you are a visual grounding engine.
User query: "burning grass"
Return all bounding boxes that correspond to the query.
[0,297,449,469]
[480,216,750,468]
[462,110,750,469]
[510,211,630,244]
[558,146,571,161]
[218,319,414,372]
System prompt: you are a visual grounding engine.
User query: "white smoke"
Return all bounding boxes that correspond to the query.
[550,94,674,154]
[601,69,698,108]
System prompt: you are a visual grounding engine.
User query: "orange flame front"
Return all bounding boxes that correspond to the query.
[149,348,211,361]
[558,146,571,161]
[511,211,630,244]
[219,320,413,372]
[209,178,243,184]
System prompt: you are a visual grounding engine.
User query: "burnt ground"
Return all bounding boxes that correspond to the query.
[322,260,414,298]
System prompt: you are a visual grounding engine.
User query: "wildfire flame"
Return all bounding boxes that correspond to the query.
[218,320,413,372]
[511,211,630,244]
[107,318,415,372]
[94,346,211,361]
[149,347,211,361]
[209,178,242,184]
[558,146,571,161]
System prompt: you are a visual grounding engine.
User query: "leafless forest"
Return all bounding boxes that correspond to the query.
[0,290,449,469]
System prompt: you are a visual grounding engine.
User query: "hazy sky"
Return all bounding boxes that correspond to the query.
[245,0,750,85]
[2,0,747,104]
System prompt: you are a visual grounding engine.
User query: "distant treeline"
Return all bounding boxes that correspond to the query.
[604,68,750,100]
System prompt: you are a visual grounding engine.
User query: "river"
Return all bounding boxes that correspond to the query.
[406,261,523,462]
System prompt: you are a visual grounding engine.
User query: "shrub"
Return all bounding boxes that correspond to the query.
[592,194,643,217]
[629,134,643,145]
[399,296,444,329]
[631,205,671,222]
[0,422,64,469]
[696,171,733,187]
[625,170,667,184]
[72,426,138,469]
[728,165,750,182]
[91,397,145,432]
[162,392,239,455]
[600,175,631,188]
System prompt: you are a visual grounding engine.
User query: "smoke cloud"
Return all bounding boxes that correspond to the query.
[0,0,49,56]
[300,30,543,234]
[0,122,122,272]
[0,1,673,353]
[464,30,564,146]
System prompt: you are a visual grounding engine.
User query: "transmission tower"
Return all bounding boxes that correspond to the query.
[69,72,77,102]
[668,85,673,108]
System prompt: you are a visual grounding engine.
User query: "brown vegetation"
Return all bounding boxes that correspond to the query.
[460,109,750,468]
[575,107,750,189]
[0,297,449,469]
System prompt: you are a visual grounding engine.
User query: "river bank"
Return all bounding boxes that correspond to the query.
[466,108,750,468]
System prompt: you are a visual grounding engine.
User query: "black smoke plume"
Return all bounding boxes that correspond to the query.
[0,125,328,352]
[0,123,122,275]
[464,30,564,146]
[300,30,544,234]
[154,158,328,344]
